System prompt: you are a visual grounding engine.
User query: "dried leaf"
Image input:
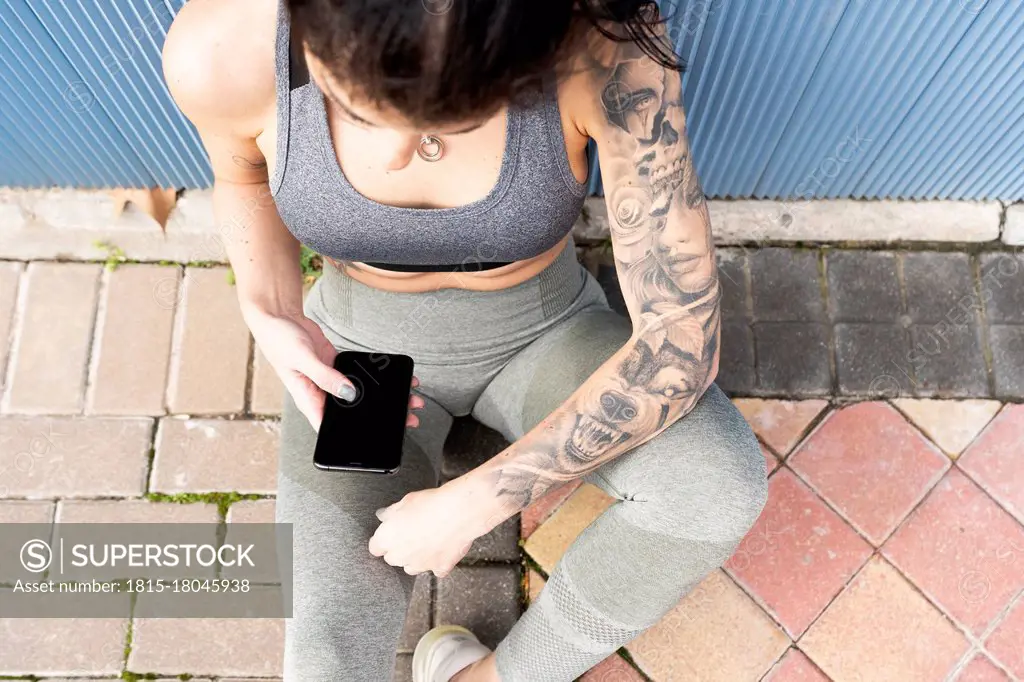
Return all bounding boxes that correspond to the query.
[107,187,178,232]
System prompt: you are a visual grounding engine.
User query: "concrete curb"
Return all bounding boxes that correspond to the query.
[1004,203,1024,246]
[0,189,1012,263]
[0,188,224,262]
[576,197,1004,245]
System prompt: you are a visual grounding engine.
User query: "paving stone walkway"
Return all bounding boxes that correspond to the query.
[0,240,1022,681]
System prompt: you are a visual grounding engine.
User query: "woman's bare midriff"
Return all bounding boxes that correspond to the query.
[334,234,571,293]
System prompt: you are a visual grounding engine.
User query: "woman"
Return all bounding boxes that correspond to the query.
[164,1,767,680]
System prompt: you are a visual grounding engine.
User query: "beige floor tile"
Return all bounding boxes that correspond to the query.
[166,266,249,414]
[801,557,969,682]
[3,262,100,413]
[522,482,615,573]
[88,264,179,415]
[628,571,790,682]
[0,416,151,497]
[151,418,278,494]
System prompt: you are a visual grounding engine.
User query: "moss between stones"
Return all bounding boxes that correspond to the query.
[143,491,267,519]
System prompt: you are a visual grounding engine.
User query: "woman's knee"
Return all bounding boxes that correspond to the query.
[610,384,767,544]
[282,487,413,679]
[285,576,407,680]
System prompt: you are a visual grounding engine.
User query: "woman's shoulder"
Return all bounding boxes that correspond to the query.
[163,0,278,136]
[556,20,680,139]
[554,24,623,138]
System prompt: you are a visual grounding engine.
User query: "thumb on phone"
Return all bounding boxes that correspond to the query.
[296,353,357,402]
[283,372,327,432]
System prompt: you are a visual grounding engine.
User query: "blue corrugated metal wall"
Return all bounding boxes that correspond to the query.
[1,0,1022,199]
[0,0,209,188]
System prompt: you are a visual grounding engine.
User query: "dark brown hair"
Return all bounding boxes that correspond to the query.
[286,0,684,128]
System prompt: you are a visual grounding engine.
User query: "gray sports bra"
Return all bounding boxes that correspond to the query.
[269,1,589,272]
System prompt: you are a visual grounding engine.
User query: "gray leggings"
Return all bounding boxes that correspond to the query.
[276,243,768,681]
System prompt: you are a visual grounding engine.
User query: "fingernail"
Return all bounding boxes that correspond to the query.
[374,507,386,520]
[336,383,357,402]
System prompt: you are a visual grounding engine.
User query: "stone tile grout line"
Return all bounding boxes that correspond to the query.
[82,264,111,415]
[893,252,922,394]
[0,263,30,413]
[144,418,163,495]
[155,263,184,419]
[970,253,999,398]
[817,249,840,396]
[741,249,760,393]
[242,332,256,418]
[164,264,191,414]
[0,260,26,401]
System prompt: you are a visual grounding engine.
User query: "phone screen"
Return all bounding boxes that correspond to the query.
[313,351,415,474]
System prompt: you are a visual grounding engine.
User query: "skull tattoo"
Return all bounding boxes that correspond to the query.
[601,59,700,217]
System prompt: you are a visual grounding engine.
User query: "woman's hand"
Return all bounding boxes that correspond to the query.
[244,305,424,431]
[368,477,511,576]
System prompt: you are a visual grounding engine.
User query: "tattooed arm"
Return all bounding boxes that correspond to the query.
[367,32,720,575]
[468,34,721,524]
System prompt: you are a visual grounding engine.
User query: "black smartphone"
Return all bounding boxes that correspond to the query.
[313,351,415,474]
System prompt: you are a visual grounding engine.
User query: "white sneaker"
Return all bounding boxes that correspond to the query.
[412,624,492,682]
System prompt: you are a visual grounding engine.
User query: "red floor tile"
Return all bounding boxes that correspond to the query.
[986,597,1024,679]
[520,479,582,539]
[800,557,969,682]
[763,649,829,681]
[734,399,830,456]
[789,402,949,545]
[726,469,872,637]
[956,654,1011,681]
[882,468,1024,635]
[960,405,1024,524]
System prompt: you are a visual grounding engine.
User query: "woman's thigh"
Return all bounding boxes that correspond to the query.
[277,389,452,679]
[471,305,633,443]
[471,304,766,537]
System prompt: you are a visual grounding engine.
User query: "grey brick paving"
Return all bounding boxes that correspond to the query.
[716,249,750,319]
[394,653,413,682]
[989,325,1024,397]
[908,324,990,397]
[596,263,628,317]
[464,515,522,563]
[980,252,1024,323]
[718,320,756,394]
[834,323,911,396]
[440,419,522,560]
[754,322,832,394]
[590,245,1024,399]
[435,565,522,650]
[441,418,510,480]
[827,251,903,322]
[902,252,977,323]
[750,248,826,322]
